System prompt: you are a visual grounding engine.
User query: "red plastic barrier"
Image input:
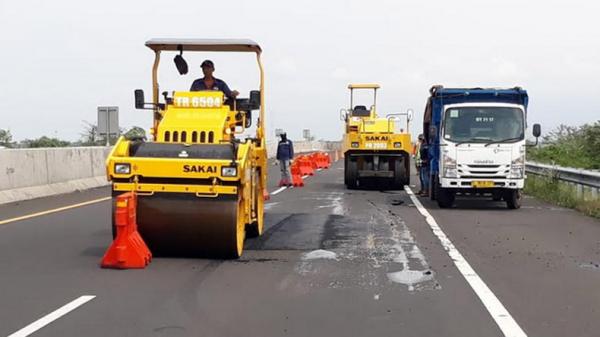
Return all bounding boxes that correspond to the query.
[296,155,315,176]
[310,152,331,169]
[101,192,152,269]
[290,162,304,187]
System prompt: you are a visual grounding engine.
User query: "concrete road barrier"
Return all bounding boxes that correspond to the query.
[0,141,342,205]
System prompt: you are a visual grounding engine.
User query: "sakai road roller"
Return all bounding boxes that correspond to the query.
[340,84,413,189]
[106,39,267,258]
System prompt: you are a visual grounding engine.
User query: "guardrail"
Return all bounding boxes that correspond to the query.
[525,161,600,199]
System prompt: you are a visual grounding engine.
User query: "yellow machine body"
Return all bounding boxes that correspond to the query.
[106,39,267,258]
[341,83,412,189]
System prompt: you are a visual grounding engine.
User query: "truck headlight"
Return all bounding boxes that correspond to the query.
[114,163,131,174]
[509,166,523,179]
[510,155,524,178]
[221,166,237,177]
[443,154,457,178]
[351,142,359,148]
[393,142,402,148]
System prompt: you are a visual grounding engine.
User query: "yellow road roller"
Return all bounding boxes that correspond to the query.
[106,39,267,258]
[340,83,413,189]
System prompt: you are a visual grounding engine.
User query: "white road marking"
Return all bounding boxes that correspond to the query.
[270,186,287,195]
[404,186,527,337]
[302,175,309,179]
[8,295,96,337]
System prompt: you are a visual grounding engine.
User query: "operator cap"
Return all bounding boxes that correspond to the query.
[201,60,214,68]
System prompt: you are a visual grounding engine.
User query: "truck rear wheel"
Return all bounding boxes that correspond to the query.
[436,183,454,208]
[504,189,522,209]
[429,175,437,201]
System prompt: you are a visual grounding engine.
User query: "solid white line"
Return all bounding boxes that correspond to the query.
[270,186,287,195]
[302,175,309,180]
[8,295,96,337]
[404,186,527,337]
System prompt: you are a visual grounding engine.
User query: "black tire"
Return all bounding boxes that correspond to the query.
[392,158,406,189]
[344,156,350,186]
[402,157,411,186]
[429,173,437,201]
[505,189,522,209]
[347,158,358,189]
[436,182,455,208]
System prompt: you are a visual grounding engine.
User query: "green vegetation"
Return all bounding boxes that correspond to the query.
[0,124,146,148]
[21,136,71,148]
[528,121,600,169]
[525,174,600,219]
[0,129,15,148]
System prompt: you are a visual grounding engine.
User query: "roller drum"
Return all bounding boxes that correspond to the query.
[135,193,242,258]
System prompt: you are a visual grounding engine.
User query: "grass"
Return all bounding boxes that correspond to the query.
[524,174,600,219]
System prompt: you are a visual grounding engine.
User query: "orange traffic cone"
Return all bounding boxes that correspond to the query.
[101,192,152,269]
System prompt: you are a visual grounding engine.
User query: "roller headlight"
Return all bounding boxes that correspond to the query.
[114,163,131,174]
[351,142,359,148]
[394,142,402,148]
[221,166,237,177]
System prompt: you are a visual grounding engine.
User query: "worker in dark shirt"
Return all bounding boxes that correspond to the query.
[190,60,239,99]
[276,132,294,187]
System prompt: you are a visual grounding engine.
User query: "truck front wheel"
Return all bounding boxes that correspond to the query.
[504,189,522,209]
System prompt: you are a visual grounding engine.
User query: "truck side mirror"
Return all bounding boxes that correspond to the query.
[249,90,261,110]
[532,123,541,138]
[134,89,145,109]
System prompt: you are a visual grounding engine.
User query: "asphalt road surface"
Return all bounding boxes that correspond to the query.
[1,159,599,337]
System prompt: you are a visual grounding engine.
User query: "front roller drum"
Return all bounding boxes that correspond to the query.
[135,193,245,258]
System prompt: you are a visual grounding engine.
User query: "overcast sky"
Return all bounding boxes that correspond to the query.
[1,0,599,142]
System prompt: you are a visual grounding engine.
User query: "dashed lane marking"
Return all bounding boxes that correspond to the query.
[8,295,96,337]
[404,186,527,337]
[0,197,111,226]
[270,186,288,195]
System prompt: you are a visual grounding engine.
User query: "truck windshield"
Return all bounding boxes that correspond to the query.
[443,107,524,143]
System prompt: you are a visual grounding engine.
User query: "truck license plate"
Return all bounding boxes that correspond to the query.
[472,180,494,188]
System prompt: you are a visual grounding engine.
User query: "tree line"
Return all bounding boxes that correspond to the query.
[528,120,600,170]
[0,123,146,149]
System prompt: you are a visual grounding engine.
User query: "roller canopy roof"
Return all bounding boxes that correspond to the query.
[145,39,262,53]
[348,83,380,89]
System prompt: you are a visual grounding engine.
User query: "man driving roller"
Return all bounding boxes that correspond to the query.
[190,60,239,99]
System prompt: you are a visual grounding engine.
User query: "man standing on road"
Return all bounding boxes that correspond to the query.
[415,134,430,196]
[276,132,294,187]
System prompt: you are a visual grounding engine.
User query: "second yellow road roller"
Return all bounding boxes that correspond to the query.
[106,39,267,258]
[340,84,413,189]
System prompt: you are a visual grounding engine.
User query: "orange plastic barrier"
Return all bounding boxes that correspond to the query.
[101,192,152,269]
[310,152,331,169]
[296,155,315,176]
[290,162,304,187]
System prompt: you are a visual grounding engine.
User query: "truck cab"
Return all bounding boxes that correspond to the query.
[424,86,540,209]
